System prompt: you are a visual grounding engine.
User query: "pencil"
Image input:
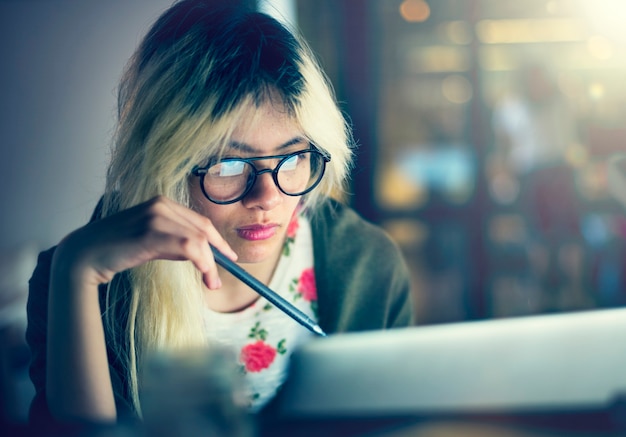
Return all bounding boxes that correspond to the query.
[210,246,327,337]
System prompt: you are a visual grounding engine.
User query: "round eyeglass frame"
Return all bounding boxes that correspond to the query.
[191,147,331,205]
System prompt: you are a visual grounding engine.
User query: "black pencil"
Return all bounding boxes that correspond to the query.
[210,246,326,337]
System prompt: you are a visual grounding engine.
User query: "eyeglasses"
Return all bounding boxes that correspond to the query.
[191,147,331,204]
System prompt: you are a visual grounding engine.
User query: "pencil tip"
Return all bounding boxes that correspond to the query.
[314,325,327,337]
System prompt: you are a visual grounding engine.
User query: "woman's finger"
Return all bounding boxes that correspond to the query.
[70,196,227,289]
[159,197,238,261]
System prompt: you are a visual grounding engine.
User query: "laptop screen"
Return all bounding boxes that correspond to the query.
[273,307,626,418]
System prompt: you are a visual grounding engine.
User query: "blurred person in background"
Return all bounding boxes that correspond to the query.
[492,63,586,312]
[25,0,414,432]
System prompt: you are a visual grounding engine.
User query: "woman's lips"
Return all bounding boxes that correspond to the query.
[237,224,278,241]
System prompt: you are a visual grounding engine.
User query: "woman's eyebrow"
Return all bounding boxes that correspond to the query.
[227,137,308,154]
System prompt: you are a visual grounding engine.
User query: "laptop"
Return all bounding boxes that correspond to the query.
[272,307,626,421]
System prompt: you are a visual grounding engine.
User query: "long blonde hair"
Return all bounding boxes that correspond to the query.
[101,0,353,415]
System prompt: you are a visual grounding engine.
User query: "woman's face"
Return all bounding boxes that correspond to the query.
[190,101,307,265]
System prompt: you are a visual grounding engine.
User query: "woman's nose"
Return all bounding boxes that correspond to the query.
[241,171,282,210]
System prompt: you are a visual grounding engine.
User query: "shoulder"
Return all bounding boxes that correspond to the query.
[308,198,414,332]
[309,198,402,262]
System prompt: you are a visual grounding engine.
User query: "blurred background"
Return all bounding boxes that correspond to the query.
[2,0,626,427]
[295,0,626,324]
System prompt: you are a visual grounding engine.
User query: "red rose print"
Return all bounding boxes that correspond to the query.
[287,215,299,239]
[297,268,317,301]
[240,341,277,372]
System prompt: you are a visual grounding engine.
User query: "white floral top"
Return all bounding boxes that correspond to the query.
[202,211,318,411]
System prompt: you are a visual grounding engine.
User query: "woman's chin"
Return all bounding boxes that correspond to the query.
[235,241,282,265]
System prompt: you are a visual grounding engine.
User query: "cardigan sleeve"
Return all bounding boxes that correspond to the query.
[310,199,415,333]
[25,247,56,426]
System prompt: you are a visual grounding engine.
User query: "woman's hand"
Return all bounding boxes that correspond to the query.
[57,195,237,290]
[46,196,237,422]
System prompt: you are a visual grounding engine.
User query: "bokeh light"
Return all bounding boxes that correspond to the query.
[400,0,431,23]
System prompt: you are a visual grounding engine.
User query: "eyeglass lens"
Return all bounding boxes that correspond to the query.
[203,150,325,203]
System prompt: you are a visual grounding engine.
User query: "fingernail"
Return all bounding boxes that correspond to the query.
[211,276,222,290]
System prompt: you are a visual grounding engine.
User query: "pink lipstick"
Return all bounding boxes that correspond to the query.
[237,224,278,241]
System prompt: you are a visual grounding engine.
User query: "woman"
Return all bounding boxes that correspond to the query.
[26,0,414,427]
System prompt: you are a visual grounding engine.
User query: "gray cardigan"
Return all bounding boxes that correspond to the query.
[25,198,414,425]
